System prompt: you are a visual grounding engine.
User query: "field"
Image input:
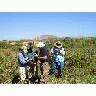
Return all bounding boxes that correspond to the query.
[0,37,96,84]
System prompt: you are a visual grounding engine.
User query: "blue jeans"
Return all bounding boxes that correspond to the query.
[51,61,64,75]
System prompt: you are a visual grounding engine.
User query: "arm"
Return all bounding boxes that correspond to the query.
[51,47,54,55]
[61,52,65,56]
[38,56,47,60]
[38,48,49,60]
[18,53,28,65]
[60,48,65,56]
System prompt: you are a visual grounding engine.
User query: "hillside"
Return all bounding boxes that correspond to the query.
[33,35,58,40]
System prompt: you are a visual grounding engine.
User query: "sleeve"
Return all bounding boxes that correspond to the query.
[18,53,27,64]
[51,47,54,53]
[60,48,65,54]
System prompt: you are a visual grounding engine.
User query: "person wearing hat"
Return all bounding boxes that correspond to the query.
[27,42,40,83]
[36,42,49,84]
[50,41,65,77]
[17,47,29,84]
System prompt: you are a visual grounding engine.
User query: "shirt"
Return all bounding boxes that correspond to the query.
[27,49,39,62]
[39,47,49,62]
[27,48,32,53]
[17,52,27,67]
[51,46,65,62]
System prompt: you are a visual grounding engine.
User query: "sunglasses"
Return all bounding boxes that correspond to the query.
[56,43,61,46]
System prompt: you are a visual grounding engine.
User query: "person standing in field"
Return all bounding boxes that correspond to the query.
[17,47,29,84]
[27,42,40,83]
[36,42,49,84]
[50,41,65,77]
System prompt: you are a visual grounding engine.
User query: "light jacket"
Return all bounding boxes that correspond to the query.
[17,52,27,67]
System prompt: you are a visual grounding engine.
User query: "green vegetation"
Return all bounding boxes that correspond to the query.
[0,37,96,84]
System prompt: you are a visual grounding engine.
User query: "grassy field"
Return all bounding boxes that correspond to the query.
[0,37,96,84]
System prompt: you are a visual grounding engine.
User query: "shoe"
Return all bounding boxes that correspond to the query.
[58,74,62,78]
[48,71,54,75]
[48,72,52,75]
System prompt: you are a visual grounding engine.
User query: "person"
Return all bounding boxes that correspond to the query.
[17,47,29,84]
[27,42,40,83]
[50,41,65,77]
[27,42,38,62]
[36,42,49,84]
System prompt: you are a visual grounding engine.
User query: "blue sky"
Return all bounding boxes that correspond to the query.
[0,12,96,40]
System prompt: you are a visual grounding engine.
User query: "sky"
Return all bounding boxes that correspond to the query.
[0,12,96,41]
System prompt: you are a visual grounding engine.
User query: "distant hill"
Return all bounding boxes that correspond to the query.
[33,35,58,40]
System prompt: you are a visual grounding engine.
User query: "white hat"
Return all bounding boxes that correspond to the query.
[37,42,45,47]
[21,46,27,53]
[21,46,24,50]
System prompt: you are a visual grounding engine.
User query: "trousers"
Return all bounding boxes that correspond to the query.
[40,62,49,83]
[51,61,64,75]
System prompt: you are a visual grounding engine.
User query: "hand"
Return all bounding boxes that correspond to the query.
[33,53,38,57]
[56,49,60,53]
[27,60,29,62]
